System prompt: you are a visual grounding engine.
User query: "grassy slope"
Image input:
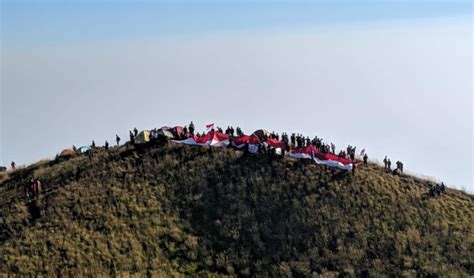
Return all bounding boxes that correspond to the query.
[0,143,473,276]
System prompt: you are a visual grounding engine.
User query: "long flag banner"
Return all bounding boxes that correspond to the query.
[172,130,229,147]
[265,138,285,149]
[232,135,261,148]
[174,131,360,169]
[289,145,359,170]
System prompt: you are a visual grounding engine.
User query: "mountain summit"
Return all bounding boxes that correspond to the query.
[0,143,472,276]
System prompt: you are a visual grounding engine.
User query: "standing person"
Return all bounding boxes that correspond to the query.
[387,158,392,170]
[383,156,388,169]
[129,131,135,144]
[92,140,96,149]
[31,179,42,198]
[116,134,121,146]
[399,161,404,173]
[31,179,38,198]
[363,153,368,166]
[189,121,195,135]
[236,127,243,136]
[290,133,296,147]
[183,126,188,137]
[105,141,109,151]
[11,161,16,170]
[350,151,355,161]
[133,128,138,137]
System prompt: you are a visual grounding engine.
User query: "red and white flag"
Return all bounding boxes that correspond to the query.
[206,123,214,130]
[289,146,361,170]
[172,130,230,147]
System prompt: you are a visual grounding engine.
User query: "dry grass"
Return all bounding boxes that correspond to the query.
[0,143,472,276]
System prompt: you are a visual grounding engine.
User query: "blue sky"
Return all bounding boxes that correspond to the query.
[2,1,471,48]
[1,1,473,190]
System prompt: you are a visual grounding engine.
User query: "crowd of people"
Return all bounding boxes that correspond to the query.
[429,182,446,197]
[383,156,404,175]
[179,123,365,162]
[3,122,448,200]
[170,123,405,175]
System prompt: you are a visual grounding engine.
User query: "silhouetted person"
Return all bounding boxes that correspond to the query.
[183,126,188,137]
[129,131,135,144]
[72,145,77,153]
[133,128,138,137]
[350,151,355,161]
[92,140,96,148]
[11,161,16,170]
[31,179,42,198]
[383,156,388,169]
[236,127,243,136]
[363,153,368,166]
[116,134,121,146]
[189,121,195,135]
[105,141,109,151]
[387,159,391,170]
[440,182,445,193]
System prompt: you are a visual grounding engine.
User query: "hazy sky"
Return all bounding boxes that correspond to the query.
[1,2,472,190]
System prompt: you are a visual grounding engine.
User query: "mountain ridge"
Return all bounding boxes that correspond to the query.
[0,142,473,276]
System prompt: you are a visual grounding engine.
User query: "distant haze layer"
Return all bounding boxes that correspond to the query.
[1,4,472,190]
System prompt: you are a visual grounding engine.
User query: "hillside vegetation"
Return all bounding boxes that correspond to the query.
[0,143,473,276]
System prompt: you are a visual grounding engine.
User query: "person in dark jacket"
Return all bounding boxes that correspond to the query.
[189,121,195,135]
